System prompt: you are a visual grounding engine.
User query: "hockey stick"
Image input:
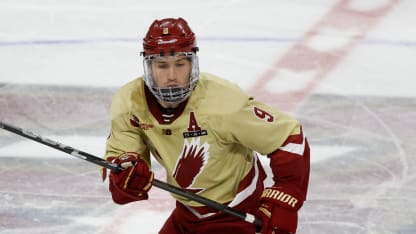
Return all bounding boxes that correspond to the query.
[0,121,262,231]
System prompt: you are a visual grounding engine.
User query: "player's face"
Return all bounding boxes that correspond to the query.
[151,55,192,88]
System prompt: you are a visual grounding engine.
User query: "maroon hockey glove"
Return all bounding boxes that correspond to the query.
[107,152,154,204]
[257,186,304,234]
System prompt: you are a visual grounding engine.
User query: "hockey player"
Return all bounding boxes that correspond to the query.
[103,17,310,234]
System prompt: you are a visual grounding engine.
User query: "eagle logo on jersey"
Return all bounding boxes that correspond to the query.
[173,138,210,194]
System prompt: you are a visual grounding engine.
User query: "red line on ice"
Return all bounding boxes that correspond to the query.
[248,0,399,112]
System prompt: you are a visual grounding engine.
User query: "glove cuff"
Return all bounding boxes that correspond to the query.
[260,186,304,211]
[109,174,149,204]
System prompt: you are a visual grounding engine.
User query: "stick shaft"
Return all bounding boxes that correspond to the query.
[0,121,262,229]
[0,121,121,171]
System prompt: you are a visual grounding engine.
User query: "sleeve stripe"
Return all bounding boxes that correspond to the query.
[278,135,306,156]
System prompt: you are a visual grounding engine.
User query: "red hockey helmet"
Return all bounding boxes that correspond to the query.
[142,17,198,56]
[141,18,200,105]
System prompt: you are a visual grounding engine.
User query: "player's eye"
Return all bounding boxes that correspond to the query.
[157,63,169,69]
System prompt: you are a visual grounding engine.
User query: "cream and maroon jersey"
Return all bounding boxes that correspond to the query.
[105,72,301,208]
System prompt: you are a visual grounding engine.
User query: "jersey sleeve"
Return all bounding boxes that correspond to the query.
[213,94,310,196]
[268,126,310,195]
[223,95,310,211]
[215,96,301,155]
[105,84,151,164]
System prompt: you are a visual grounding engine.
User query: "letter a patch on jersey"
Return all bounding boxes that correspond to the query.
[173,138,210,194]
[183,112,207,138]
